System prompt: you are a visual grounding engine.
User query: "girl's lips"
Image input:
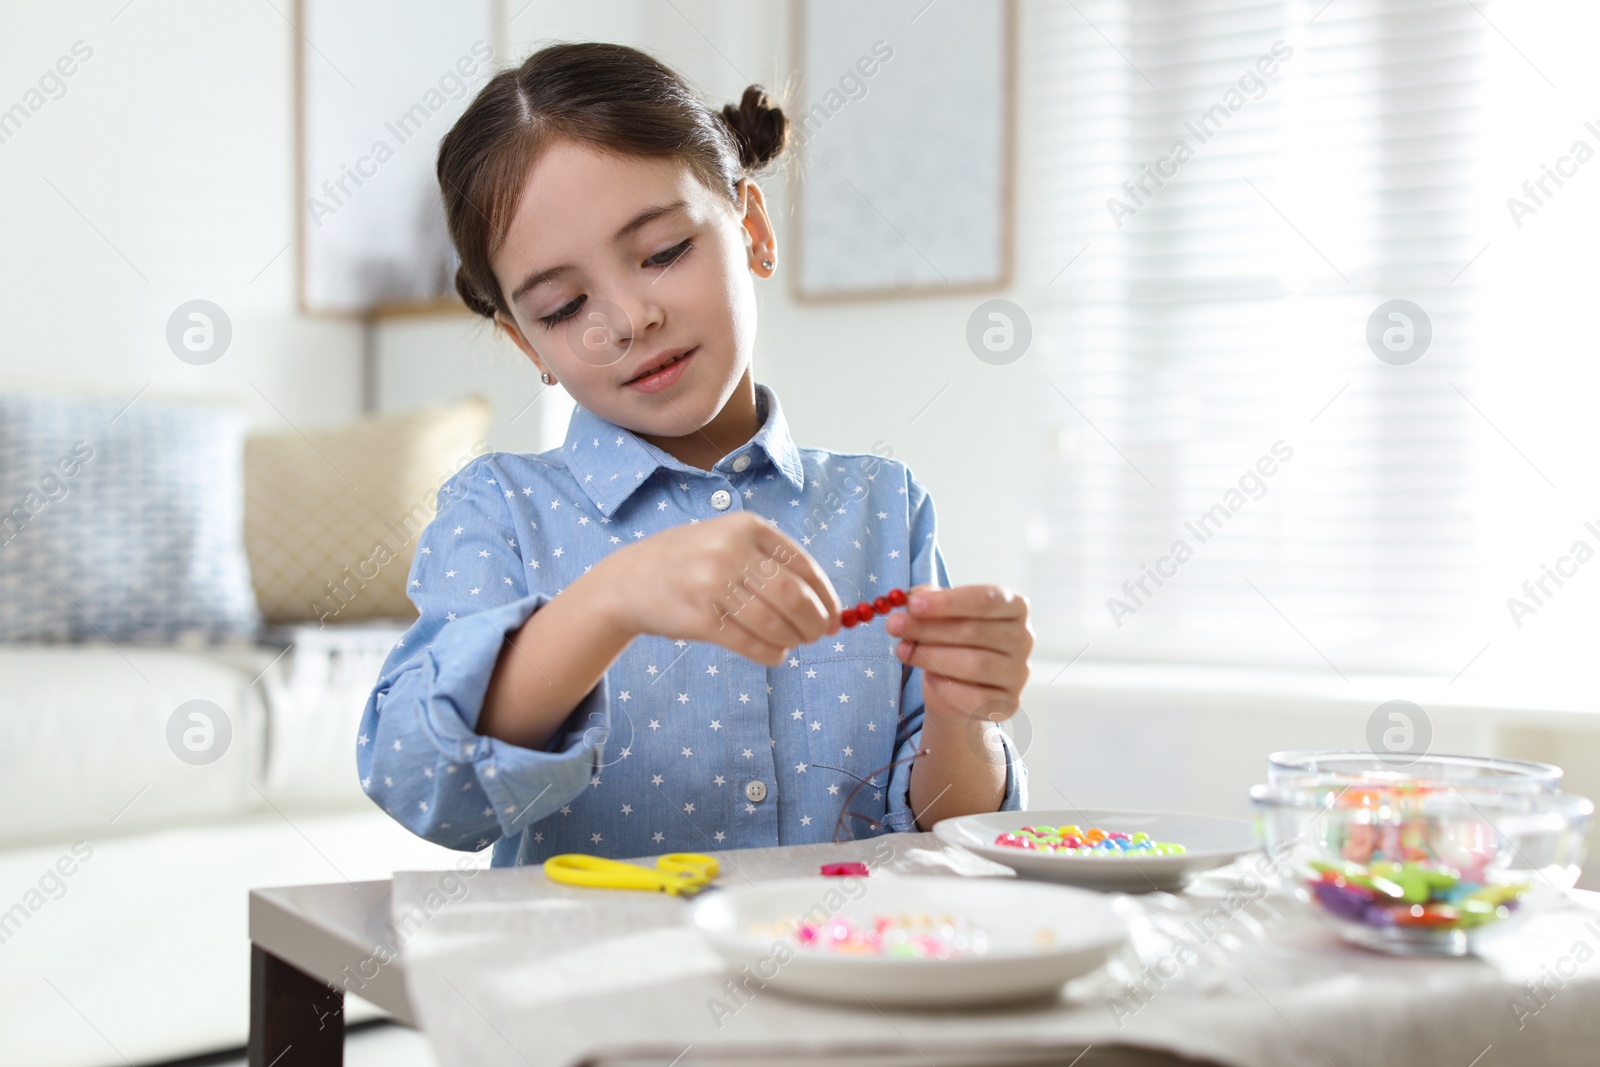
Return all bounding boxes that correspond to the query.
[625,347,696,393]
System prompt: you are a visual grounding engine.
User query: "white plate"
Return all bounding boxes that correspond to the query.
[934,809,1258,892]
[689,876,1126,1008]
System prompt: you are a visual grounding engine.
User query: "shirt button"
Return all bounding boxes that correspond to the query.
[710,489,732,511]
[731,453,750,472]
[744,780,768,803]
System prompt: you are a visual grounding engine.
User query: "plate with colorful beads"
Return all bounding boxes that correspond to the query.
[689,875,1129,1007]
[934,809,1258,892]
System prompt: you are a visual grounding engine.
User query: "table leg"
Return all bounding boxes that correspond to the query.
[249,942,344,1067]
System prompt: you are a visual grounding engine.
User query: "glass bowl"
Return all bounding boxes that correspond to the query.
[1267,751,1563,793]
[1250,773,1591,956]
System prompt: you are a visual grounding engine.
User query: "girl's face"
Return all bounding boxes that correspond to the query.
[490,139,776,441]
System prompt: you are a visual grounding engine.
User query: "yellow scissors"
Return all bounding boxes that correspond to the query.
[543,852,720,896]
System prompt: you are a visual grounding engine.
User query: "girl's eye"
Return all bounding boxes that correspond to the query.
[539,296,584,329]
[648,239,692,268]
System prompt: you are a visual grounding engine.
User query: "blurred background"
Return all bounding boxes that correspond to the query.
[2,0,1598,1064]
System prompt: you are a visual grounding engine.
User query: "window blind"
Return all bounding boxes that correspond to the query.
[1018,0,1496,676]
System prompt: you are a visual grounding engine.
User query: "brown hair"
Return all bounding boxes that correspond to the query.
[436,42,792,321]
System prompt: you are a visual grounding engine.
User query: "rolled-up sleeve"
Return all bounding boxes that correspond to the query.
[881,467,1028,833]
[356,456,612,851]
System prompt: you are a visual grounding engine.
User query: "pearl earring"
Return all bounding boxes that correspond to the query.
[541,372,555,385]
[761,259,773,271]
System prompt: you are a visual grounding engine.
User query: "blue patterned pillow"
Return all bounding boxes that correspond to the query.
[0,393,261,642]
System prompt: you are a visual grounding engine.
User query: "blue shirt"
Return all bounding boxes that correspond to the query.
[357,382,1026,867]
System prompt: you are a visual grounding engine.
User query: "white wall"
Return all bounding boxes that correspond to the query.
[374,0,1033,595]
[0,0,362,429]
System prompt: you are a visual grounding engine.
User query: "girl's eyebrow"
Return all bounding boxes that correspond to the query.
[510,199,689,303]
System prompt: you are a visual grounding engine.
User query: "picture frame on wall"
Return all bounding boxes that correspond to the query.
[789,0,1015,302]
[295,0,502,317]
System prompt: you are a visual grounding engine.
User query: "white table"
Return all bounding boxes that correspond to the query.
[248,833,1600,1067]
[245,839,1212,1066]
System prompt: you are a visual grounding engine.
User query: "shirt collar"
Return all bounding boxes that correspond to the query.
[561,381,806,517]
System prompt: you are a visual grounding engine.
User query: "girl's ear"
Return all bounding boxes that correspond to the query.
[736,178,777,273]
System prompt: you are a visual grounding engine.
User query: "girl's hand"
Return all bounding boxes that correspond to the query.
[884,583,1034,727]
[595,510,843,666]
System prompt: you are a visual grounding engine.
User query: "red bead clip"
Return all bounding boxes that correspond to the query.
[840,587,909,628]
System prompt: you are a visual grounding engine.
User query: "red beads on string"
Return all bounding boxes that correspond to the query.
[840,588,910,628]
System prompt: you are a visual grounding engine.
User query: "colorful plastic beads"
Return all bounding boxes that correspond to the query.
[841,588,908,628]
[786,912,990,958]
[1306,859,1528,931]
[993,825,1187,856]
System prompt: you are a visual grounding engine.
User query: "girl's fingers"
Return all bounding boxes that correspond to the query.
[896,640,1026,692]
[885,614,1028,656]
[905,583,1029,621]
[758,529,843,622]
[918,671,1018,719]
[717,607,789,664]
[751,566,836,644]
[744,579,819,646]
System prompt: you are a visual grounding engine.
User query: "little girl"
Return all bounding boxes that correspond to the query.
[358,42,1033,868]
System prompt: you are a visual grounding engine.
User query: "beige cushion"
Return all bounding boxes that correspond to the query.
[244,398,491,624]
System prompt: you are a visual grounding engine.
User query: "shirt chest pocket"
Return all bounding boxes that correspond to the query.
[791,643,905,781]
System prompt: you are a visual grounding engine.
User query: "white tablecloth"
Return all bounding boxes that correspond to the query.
[393,834,1600,1067]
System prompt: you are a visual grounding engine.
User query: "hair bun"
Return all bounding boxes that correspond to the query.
[720,85,790,173]
[454,266,498,319]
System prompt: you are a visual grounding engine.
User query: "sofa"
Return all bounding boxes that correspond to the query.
[0,392,494,1066]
